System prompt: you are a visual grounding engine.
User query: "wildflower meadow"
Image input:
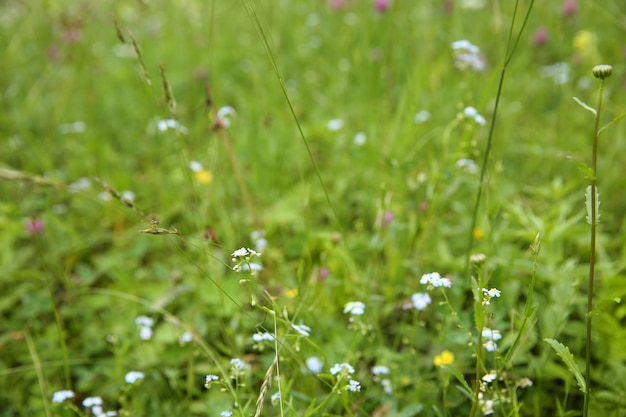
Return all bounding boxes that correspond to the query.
[2,1,626,416]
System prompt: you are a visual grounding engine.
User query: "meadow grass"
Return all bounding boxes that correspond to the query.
[1,1,626,416]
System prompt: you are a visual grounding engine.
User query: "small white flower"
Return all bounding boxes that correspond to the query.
[121,190,135,203]
[270,391,281,404]
[421,272,452,288]
[482,328,502,341]
[330,363,355,376]
[414,110,431,124]
[230,358,250,373]
[124,371,144,384]
[483,288,501,298]
[343,301,366,315]
[348,379,361,392]
[82,396,103,408]
[68,177,91,193]
[292,323,311,337]
[381,378,393,394]
[464,106,478,118]
[484,340,498,352]
[327,118,344,131]
[353,132,367,146]
[189,161,203,172]
[157,119,189,134]
[371,365,390,375]
[306,356,323,374]
[52,390,75,403]
[241,262,263,272]
[179,331,193,344]
[205,374,219,385]
[220,411,233,417]
[98,191,112,201]
[252,332,275,342]
[216,106,236,128]
[456,158,479,173]
[139,326,153,340]
[135,316,154,327]
[451,40,479,53]
[411,292,431,310]
[474,114,487,125]
[482,371,497,383]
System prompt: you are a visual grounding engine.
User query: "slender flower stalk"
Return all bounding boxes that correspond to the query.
[583,64,612,417]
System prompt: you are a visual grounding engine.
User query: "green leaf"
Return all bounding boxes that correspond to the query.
[585,185,601,225]
[573,97,597,115]
[443,364,474,398]
[566,156,595,180]
[588,297,621,318]
[599,112,626,135]
[544,338,586,393]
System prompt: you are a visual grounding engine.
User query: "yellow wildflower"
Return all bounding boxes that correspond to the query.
[434,350,455,367]
[195,169,213,184]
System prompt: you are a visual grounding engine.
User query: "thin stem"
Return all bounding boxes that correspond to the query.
[583,78,605,417]
[25,330,53,417]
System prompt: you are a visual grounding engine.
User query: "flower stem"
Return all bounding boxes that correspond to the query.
[583,73,606,417]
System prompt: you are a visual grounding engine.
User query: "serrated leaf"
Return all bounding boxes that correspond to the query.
[443,364,473,397]
[588,297,621,318]
[599,112,626,135]
[585,186,601,225]
[544,338,586,393]
[566,156,595,180]
[573,97,597,115]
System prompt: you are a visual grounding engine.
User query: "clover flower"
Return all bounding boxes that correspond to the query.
[25,218,44,234]
[52,390,75,403]
[124,371,144,384]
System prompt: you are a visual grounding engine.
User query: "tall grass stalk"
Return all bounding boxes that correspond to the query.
[583,64,612,417]
[466,2,535,416]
